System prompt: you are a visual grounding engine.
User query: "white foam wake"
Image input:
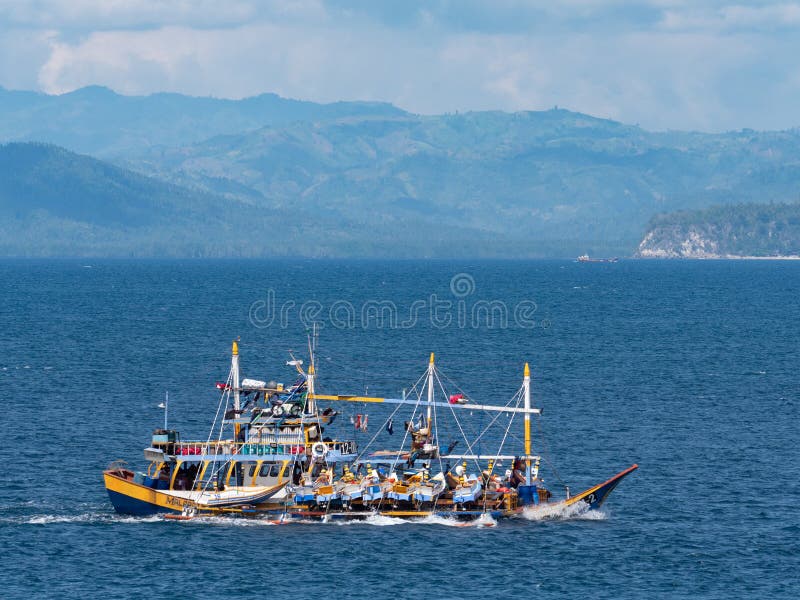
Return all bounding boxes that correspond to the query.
[521,501,608,521]
[21,513,164,525]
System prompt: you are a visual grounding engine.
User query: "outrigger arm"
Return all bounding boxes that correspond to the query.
[308,393,540,416]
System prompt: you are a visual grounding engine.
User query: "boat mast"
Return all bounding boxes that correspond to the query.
[523,362,532,485]
[232,341,240,411]
[232,341,240,439]
[307,362,316,414]
[426,353,434,434]
[307,326,316,414]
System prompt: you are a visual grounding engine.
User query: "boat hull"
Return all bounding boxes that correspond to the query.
[105,464,638,519]
[104,470,183,515]
[104,469,287,515]
[564,464,638,510]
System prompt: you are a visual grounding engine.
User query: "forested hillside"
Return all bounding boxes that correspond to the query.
[637,203,800,258]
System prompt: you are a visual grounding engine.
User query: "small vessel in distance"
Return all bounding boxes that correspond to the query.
[577,254,619,263]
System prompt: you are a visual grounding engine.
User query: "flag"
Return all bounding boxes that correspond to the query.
[387,418,394,435]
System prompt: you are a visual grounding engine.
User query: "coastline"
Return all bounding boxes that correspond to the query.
[635,251,800,260]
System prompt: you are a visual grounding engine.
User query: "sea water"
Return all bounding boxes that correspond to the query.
[0,259,797,598]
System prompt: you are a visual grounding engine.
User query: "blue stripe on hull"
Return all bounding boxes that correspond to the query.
[107,489,170,516]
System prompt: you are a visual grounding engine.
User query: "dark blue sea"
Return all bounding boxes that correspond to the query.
[1,259,797,599]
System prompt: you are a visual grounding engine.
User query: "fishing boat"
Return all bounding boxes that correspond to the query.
[103,341,356,517]
[104,341,637,522]
[577,254,619,263]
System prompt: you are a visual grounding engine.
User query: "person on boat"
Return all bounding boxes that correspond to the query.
[406,470,423,484]
[480,461,493,484]
[292,463,303,485]
[510,458,526,488]
[340,465,356,483]
[367,465,380,483]
[174,469,188,490]
[482,463,502,491]
[182,464,199,490]
[314,468,332,487]
[157,464,171,482]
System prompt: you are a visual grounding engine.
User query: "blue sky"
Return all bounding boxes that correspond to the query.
[2,0,800,132]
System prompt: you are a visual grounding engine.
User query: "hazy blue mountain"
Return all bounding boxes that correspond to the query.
[637,202,800,258]
[5,86,800,257]
[122,110,800,256]
[0,142,270,257]
[0,86,406,158]
[0,142,516,257]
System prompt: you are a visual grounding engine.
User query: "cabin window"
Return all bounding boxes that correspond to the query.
[270,464,281,477]
[259,464,271,477]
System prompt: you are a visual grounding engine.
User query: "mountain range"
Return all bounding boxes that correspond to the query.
[2,86,800,258]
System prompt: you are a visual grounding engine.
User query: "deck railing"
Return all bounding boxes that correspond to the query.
[161,439,357,458]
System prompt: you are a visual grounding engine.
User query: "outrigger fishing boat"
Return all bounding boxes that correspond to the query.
[103,341,637,522]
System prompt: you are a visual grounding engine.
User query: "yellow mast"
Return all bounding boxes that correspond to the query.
[523,362,532,485]
[307,362,315,413]
[426,353,434,434]
[232,341,240,440]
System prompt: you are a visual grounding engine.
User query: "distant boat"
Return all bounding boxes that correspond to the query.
[577,254,619,263]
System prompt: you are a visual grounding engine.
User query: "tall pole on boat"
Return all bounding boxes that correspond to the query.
[426,353,435,432]
[232,341,240,412]
[164,391,169,430]
[307,362,315,414]
[232,340,241,440]
[523,362,532,486]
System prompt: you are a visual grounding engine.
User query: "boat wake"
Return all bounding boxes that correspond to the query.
[334,513,498,528]
[10,507,595,527]
[13,513,165,525]
[520,501,608,522]
[186,516,283,527]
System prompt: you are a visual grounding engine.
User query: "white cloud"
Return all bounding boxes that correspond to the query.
[3,1,800,131]
[0,0,325,29]
[660,3,800,31]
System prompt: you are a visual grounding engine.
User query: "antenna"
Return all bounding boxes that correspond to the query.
[309,322,319,371]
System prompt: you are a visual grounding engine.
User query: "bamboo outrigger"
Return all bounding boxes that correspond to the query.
[104,340,637,522]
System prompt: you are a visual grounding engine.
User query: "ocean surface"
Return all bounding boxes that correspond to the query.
[0,259,797,599]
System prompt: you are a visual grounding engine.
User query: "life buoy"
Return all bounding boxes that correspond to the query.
[271,404,284,417]
[311,442,328,458]
[289,403,302,417]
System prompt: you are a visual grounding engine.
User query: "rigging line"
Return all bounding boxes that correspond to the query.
[436,362,525,438]
[332,365,428,456]
[482,388,523,512]
[535,412,567,489]
[190,367,233,498]
[351,398,406,464]
[377,376,427,514]
[389,385,424,473]
[200,381,234,496]
[470,386,524,447]
[436,367,473,400]
[434,369,482,473]
[431,372,445,495]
